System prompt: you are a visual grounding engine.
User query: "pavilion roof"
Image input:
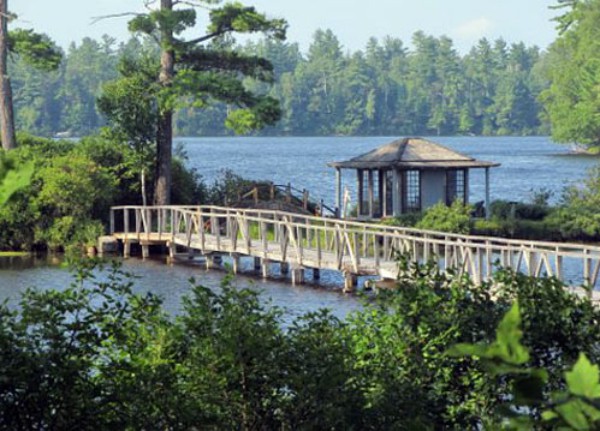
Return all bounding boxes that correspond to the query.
[327,137,500,170]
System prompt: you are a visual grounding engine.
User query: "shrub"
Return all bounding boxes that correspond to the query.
[490,199,550,221]
[0,133,213,251]
[416,200,472,234]
[540,166,600,241]
[2,258,600,429]
[380,212,423,227]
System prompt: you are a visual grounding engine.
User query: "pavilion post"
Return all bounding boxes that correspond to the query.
[392,169,401,217]
[464,169,469,204]
[357,169,364,217]
[367,169,374,218]
[378,170,385,217]
[485,167,490,220]
[335,167,341,217]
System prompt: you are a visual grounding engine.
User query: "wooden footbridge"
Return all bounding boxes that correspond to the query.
[108,205,600,296]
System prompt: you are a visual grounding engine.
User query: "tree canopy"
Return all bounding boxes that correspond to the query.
[8,31,551,139]
[540,0,600,151]
[0,3,61,150]
[101,0,287,204]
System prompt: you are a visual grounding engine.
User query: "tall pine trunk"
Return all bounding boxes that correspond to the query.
[0,0,15,151]
[154,0,174,205]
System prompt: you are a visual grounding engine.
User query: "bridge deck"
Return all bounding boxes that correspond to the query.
[109,205,600,296]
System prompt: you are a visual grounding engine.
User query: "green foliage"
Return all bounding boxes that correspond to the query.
[0,260,168,429]
[97,55,159,150]
[490,198,550,221]
[473,217,564,241]
[205,168,255,205]
[9,29,549,137]
[543,166,600,241]
[380,211,423,227]
[541,0,600,149]
[449,303,531,370]
[170,145,208,204]
[450,302,600,430]
[0,152,33,207]
[0,133,210,251]
[3,255,600,428]
[8,28,62,71]
[35,153,116,220]
[543,354,600,430]
[416,200,473,234]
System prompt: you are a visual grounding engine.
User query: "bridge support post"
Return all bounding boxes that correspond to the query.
[261,259,270,279]
[291,267,305,285]
[141,244,150,259]
[231,254,240,274]
[207,254,222,270]
[167,241,175,258]
[343,273,357,293]
[253,257,261,274]
[313,268,320,281]
[280,262,289,275]
[123,240,131,258]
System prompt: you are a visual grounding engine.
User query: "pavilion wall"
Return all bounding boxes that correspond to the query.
[421,170,446,209]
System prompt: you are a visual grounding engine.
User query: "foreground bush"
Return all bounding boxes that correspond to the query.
[1,258,600,429]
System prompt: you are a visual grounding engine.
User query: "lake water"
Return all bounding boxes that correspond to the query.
[180,136,599,205]
[1,136,598,315]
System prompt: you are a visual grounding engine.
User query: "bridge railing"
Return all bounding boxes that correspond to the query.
[110,205,600,293]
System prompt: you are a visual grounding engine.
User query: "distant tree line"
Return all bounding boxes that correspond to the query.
[9,30,550,137]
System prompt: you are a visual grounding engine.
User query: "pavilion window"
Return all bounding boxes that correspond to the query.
[446,169,466,204]
[404,170,421,212]
[372,171,380,216]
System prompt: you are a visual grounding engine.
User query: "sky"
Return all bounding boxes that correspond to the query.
[12,0,560,54]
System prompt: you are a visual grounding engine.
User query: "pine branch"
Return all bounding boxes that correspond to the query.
[90,12,144,25]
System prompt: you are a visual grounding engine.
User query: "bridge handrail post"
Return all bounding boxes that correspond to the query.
[353,232,360,270]
[110,208,115,234]
[374,233,380,267]
[583,248,591,297]
[261,220,268,258]
[123,208,129,235]
[157,208,162,239]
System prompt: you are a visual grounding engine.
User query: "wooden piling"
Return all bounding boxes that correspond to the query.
[141,244,149,259]
[207,254,222,270]
[261,259,270,278]
[123,240,131,258]
[231,254,240,274]
[343,273,357,293]
[291,267,305,285]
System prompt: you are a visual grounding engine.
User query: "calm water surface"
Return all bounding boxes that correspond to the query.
[1,136,599,313]
[0,254,361,319]
[180,136,599,204]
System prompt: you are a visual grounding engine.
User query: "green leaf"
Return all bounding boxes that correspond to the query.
[542,410,559,421]
[487,302,529,365]
[0,161,34,207]
[566,354,600,399]
[446,303,530,368]
[555,399,591,430]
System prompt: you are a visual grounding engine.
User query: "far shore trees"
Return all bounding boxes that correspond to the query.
[0,0,61,150]
[102,0,287,205]
[541,0,600,152]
